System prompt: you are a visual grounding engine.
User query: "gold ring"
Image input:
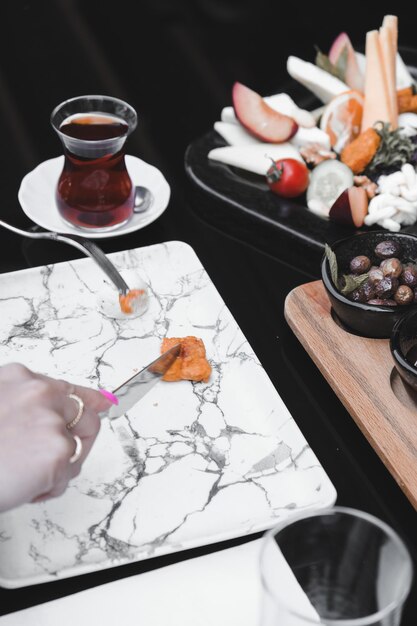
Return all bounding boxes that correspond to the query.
[67,393,85,430]
[69,435,83,464]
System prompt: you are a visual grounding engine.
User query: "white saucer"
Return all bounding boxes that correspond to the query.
[18,155,171,238]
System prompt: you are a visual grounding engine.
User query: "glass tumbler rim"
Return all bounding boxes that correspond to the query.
[259,505,414,626]
[50,94,138,147]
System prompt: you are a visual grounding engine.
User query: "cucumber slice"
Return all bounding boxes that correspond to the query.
[307,160,354,215]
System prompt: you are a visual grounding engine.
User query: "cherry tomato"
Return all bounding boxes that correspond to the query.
[266,158,309,198]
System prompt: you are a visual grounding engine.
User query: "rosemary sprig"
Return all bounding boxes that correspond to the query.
[366,122,415,176]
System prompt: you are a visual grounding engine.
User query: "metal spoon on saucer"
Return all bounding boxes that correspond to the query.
[134,186,153,213]
[0,219,130,295]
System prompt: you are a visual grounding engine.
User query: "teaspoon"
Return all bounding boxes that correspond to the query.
[0,219,130,295]
[134,186,153,213]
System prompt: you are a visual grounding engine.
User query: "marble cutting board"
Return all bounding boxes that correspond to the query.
[0,241,336,588]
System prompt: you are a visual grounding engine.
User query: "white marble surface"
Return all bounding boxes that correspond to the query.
[0,241,336,587]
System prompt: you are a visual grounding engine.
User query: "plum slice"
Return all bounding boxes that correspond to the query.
[329,186,369,228]
[232,82,298,143]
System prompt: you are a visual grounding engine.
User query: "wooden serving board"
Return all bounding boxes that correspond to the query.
[285,280,417,510]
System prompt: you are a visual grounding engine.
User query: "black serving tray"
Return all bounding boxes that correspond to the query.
[185,49,417,275]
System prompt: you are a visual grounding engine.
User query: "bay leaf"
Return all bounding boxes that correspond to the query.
[324,244,339,288]
[315,46,345,81]
[340,272,369,295]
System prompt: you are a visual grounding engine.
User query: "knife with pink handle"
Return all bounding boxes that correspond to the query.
[99,344,181,420]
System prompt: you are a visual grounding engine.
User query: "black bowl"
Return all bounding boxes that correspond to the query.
[390,309,417,391]
[321,231,417,339]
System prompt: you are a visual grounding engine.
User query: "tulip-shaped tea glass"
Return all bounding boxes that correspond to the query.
[51,95,137,231]
[260,507,413,626]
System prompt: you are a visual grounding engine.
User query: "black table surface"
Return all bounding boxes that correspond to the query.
[0,0,416,621]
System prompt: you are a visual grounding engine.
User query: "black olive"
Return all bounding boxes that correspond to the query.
[374,277,398,299]
[380,258,403,278]
[349,255,371,274]
[361,280,376,301]
[367,298,397,306]
[394,285,414,305]
[368,266,384,283]
[350,288,367,303]
[400,265,417,288]
[375,240,402,259]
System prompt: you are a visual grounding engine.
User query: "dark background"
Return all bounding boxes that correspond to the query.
[0,0,416,621]
[2,0,417,240]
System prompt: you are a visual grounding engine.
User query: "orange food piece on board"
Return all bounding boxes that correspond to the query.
[397,87,413,99]
[320,91,364,152]
[161,336,212,383]
[397,87,417,113]
[119,289,145,314]
[340,128,381,174]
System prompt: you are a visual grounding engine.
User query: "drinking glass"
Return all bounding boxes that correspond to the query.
[51,95,137,231]
[260,507,413,626]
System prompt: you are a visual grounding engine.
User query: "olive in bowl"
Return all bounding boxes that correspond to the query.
[321,232,417,338]
[390,309,417,392]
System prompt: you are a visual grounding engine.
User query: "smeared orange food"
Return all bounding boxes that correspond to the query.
[119,289,145,314]
[340,128,381,174]
[161,336,212,383]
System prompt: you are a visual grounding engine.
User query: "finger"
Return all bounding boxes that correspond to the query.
[33,374,113,426]
[21,376,85,427]
[27,378,103,458]
[0,363,33,383]
[64,386,115,438]
[31,492,52,503]
[31,477,71,502]
[36,428,96,499]
[32,431,92,504]
[30,427,75,503]
[76,426,97,459]
[72,383,114,413]
[31,478,70,502]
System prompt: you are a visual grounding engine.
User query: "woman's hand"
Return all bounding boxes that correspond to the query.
[0,363,113,512]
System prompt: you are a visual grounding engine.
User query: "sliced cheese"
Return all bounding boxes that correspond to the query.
[265,93,299,116]
[215,119,330,152]
[287,56,348,104]
[264,94,316,127]
[208,143,303,176]
[380,25,398,128]
[221,107,240,125]
[290,126,331,150]
[383,15,398,46]
[382,15,399,126]
[361,30,393,131]
[214,121,260,146]
[356,50,413,89]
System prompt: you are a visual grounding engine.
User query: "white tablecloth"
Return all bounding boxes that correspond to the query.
[0,540,262,626]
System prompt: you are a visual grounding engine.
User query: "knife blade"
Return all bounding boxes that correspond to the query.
[101,344,181,420]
